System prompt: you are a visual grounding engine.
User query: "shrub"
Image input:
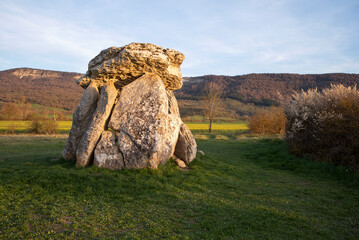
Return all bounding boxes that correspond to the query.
[285,84,359,169]
[42,119,58,134]
[0,102,20,120]
[249,107,286,135]
[28,115,58,134]
[5,123,17,135]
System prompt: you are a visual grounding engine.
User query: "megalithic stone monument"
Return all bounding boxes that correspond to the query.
[62,43,197,169]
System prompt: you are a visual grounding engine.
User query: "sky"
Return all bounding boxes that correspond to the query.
[0,0,358,76]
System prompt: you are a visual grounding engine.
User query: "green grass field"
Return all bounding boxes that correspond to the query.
[0,121,248,133]
[0,135,358,239]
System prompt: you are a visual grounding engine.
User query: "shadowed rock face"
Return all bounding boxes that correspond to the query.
[174,123,197,164]
[94,131,124,170]
[76,82,118,167]
[77,43,185,91]
[166,90,181,117]
[62,82,99,160]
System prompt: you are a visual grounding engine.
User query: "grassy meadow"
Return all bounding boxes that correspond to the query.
[0,134,358,239]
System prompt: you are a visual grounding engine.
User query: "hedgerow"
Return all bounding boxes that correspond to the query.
[285,84,359,169]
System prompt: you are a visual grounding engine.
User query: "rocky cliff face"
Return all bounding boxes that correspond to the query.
[11,68,79,79]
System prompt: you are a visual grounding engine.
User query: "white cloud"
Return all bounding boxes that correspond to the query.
[0,0,358,75]
[0,2,133,72]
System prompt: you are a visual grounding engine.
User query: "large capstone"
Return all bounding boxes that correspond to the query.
[77,43,185,91]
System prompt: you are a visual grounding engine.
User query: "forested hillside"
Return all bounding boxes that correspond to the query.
[177,73,359,105]
[1,68,358,120]
[0,68,83,111]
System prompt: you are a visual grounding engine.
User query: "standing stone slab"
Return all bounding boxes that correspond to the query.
[62,82,99,160]
[158,114,181,165]
[76,82,118,167]
[94,131,124,169]
[174,123,197,164]
[109,74,181,169]
[166,90,180,117]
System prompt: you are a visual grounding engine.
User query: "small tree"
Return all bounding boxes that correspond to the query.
[249,107,286,135]
[203,82,224,133]
[28,114,58,134]
[17,96,33,120]
[0,102,20,120]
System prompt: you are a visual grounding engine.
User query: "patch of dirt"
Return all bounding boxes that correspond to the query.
[60,216,73,224]
[215,135,229,140]
[180,167,190,172]
[193,134,209,140]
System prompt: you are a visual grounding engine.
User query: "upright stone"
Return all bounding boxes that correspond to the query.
[158,114,182,164]
[166,90,181,117]
[94,131,124,169]
[62,82,99,160]
[108,74,182,169]
[174,123,197,164]
[76,81,117,167]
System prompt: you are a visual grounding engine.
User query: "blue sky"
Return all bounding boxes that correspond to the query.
[0,0,358,76]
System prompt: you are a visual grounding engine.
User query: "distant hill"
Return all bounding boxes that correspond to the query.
[177,73,359,105]
[0,68,83,111]
[1,68,359,119]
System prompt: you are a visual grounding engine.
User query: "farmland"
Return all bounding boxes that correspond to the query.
[0,134,358,239]
[0,121,72,131]
[0,121,248,133]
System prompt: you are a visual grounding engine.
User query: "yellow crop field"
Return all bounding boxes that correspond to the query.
[0,121,27,130]
[0,121,73,130]
[0,121,248,132]
[57,121,73,130]
[185,122,248,131]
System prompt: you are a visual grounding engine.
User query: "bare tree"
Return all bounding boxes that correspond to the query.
[17,96,32,120]
[203,82,224,133]
[0,102,20,120]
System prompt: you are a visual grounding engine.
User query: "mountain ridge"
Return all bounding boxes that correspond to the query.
[178,73,359,104]
[0,68,83,111]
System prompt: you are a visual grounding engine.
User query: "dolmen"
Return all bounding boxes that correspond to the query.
[62,43,197,169]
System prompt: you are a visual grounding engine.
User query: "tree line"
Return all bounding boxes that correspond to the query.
[0,96,71,121]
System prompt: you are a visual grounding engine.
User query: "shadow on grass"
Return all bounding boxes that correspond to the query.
[1,135,359,239]
[198,137,359,187]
